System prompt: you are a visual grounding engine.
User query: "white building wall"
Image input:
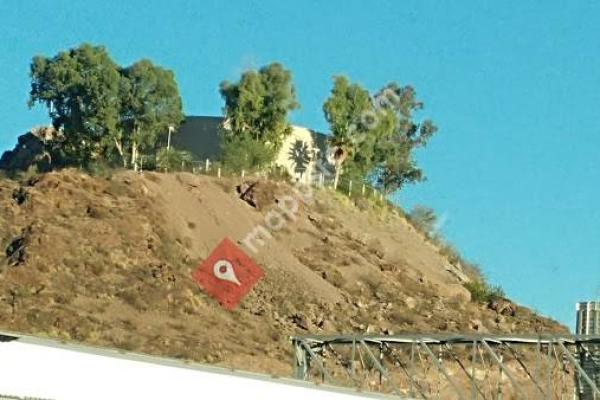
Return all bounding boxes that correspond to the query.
[275,125,330,184]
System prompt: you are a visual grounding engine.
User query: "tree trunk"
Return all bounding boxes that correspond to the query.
[131,126,140,172]
[333,164,341,189]
[114,138,127,168]
[332,147,347,190]
[132,141,139,172]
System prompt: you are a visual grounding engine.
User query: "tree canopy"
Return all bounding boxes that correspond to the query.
[28,43,183,169]
[219,62,298,171]
[29,44,122,167]
[24,44,437,192]
[119,59,184,170]
[323,77,437,193]
[323,76,373,188]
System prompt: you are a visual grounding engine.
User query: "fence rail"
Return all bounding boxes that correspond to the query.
[291,334,600,400]
[148,158,391,204]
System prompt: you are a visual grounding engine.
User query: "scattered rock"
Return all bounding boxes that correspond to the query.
[5,228,32,266]
[405,296,417,310]
[12,187,29,205]
[291,314,310,330]
[353,300,366,309]
[150,264,176,283]
[489,299,516,317]
[378,262,397,272]
[320,319,334,331]
[86,205,103,218]
[237,181,260,208]
[444,264,470,283]
[438,321,449,330]
[470,319,489,333]
[433,299,445,312]
[367,238,385,259]
[307,214,320,224]
[315,316,328,330]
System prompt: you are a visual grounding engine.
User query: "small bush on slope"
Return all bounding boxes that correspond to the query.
[464,280,505,304]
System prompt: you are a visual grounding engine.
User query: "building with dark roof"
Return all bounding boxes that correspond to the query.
[174,116,332,183]
[171,116,225,160]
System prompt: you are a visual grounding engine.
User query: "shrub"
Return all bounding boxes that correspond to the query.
[86,160,118,178]
[408,205,438,237]
[461,261,484,282]
[438,243,461,265]
[220,135,277,173]
[156,148,193,171]
[464,280,505,304]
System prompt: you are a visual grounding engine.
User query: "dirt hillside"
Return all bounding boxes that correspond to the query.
[0,169,565,377]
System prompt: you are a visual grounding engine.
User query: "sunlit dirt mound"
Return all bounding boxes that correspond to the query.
[0,169,566,376]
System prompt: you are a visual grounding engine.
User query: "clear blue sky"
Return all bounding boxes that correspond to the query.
[1,0,599,329]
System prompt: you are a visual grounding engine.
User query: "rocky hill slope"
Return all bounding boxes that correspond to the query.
[0,170,565,377]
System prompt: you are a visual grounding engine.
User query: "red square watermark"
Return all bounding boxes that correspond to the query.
[192,237,265,310]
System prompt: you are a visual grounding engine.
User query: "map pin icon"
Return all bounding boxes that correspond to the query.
[213,259,241,286]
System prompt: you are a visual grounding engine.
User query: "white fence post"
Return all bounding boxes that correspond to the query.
[217,167,221,179]
[348,180,352,196]
[205,159,210,172]
[241,169,245,179]
[362,184,366,196]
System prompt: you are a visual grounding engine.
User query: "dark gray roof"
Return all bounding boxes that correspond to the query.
[171,116,225,160]
[172,116,328,161]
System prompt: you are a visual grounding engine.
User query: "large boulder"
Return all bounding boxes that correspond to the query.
[0,127,61,172]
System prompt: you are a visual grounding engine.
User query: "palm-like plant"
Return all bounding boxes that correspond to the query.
[323,76,372,189]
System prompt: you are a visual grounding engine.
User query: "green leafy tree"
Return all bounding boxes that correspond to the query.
[219,62,298,171]
[28,44,121,167]
[322,76,373,188]
[371,83,438,193]
[28,44,183,171]
[220,134,277,172]
[120,59,184,170]
[323,78,437,194]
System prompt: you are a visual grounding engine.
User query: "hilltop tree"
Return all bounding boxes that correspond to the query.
[28,44,184,171]
[370,83,437,193]
[28,44,121,167]
[119,59,184,170]
[323,78,437,193]
[323,76,373,188]
[219,62,299,171]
